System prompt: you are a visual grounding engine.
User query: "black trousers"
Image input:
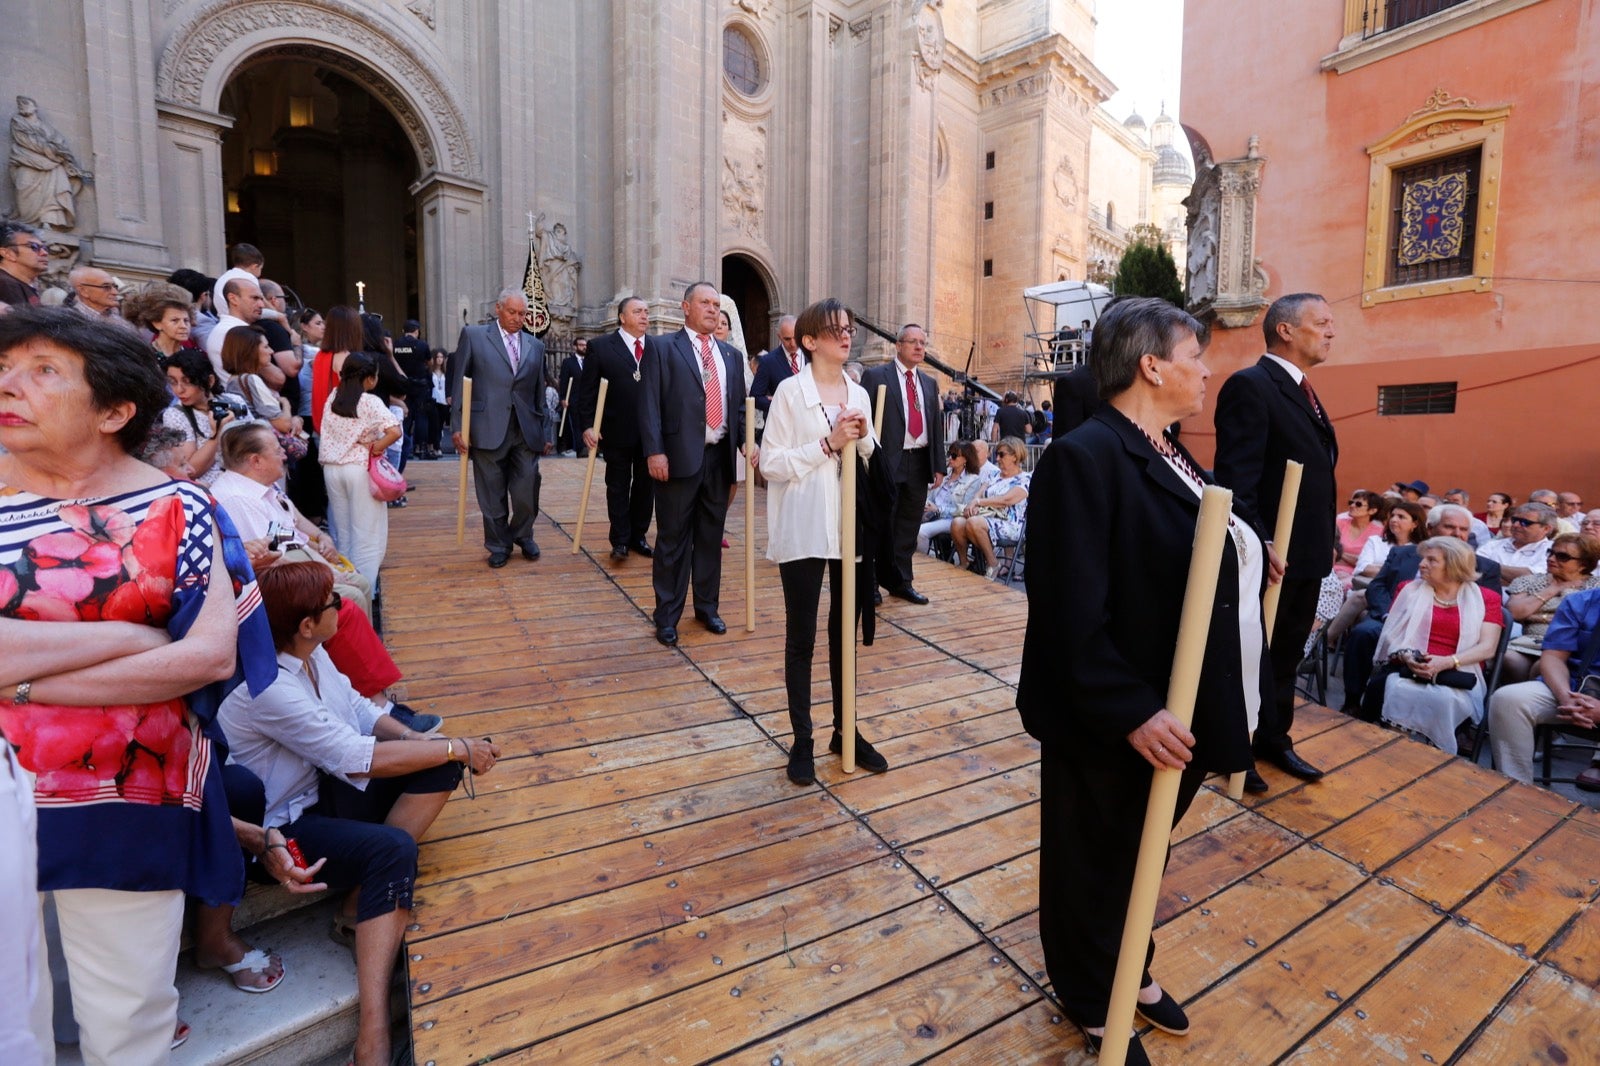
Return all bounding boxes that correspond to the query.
[778,557,857,740]
[603,443,655,548]
[1258,576,1319,753]
[1038,743,1208,1027]
[883,447,932,591]
[651,440,732,628]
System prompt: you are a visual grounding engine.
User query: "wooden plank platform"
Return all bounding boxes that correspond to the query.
[380,458,1600,1065]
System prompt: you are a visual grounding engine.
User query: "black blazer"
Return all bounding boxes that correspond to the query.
[1213,356,1339,581]
[862,361,946,484]
[638,329,746,480]
[557,353,584,407]
[575,331,649,451]
[1052,364,1101,437]
[749,349,798,414]
[1365,543,1503,620]
[1018,407,1262,772]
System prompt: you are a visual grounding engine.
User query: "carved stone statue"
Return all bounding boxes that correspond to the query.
[914,0,946,90]
[533,212,580,318]
[1183,134,1267,329]
[1185,190,1218,306]
[9,97,91,230]
[721,157,764,237]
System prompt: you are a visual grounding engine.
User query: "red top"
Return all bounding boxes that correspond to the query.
[1396,581,1504,655]
[310,350,339,433]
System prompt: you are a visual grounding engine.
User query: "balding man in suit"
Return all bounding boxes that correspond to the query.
[577,295,655,560]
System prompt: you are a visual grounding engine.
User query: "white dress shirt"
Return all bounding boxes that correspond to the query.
[762,365,877,564]
[1477,535,1552,573]
[892,358,930,450]
[686,329,726,445]
[204,313,248,382]
[211,470,303,546]
[1262,351,1305,384]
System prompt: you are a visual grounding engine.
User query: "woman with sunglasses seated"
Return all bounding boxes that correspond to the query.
[949,436,1030,579]
[218,562,500,1066]
[1499,533,1600,683]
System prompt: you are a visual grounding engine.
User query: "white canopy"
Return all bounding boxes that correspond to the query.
[1022,280,1115,333]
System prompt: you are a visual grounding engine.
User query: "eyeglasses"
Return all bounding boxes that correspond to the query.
[7,241,46,254]
[819,324,856,339]
[1550,551,1581,563]
[317,591,343,616]
[78,282,118,291]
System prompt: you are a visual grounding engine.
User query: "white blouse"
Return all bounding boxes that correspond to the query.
[762,365,877,565]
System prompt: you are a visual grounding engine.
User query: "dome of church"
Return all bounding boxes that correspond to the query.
[1123,111,1146,130]
[1154,143,1192,186]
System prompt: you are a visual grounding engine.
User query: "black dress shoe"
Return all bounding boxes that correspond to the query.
[889,586,930,605]
[518,539,541,561]
[611,545,629,560]
[828,731,889,772]
[873,589,883,606]
[1074,1023,1151,1066]
[786,738,815,785]
[695,612,727,635]
[488,551,510,569]
[1243,767,1269,794]
[1260,746,1324,781]
[655,626,678,646]
[630,540,654,558]
[1135,984,1190,1035]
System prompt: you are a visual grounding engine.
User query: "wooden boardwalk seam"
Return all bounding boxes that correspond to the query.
[381,460,1600,1065]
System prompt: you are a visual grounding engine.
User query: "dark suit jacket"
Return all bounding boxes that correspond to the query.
[1017,407,1262,772]
[1213,356,1339,581]
[575,331,649,451]
[749,349,799,413]
[638,329,746,480]
[1052,365,1101,437]
[862,361,946,484]
[557,353,584,408]
[450,323,546,449]
[1365,543,1504,620]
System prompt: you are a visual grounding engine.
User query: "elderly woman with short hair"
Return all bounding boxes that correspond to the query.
[918,440,983,558]
[1500,532,1600,682]
[949,435,1030,579]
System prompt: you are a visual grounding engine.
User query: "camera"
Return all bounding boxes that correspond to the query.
[210,396,251,421]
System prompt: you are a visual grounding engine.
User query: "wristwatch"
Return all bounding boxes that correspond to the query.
[13,681,32,705]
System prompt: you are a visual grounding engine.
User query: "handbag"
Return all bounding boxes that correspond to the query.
[367,453,407,501]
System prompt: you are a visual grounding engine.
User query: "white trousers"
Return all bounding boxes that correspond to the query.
[1487,680,1563,783]
[1,749,41,1065]
[323,461,389,592]
[33,888,183,1066]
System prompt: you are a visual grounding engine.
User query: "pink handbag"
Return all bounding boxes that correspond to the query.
[367,454,407,501]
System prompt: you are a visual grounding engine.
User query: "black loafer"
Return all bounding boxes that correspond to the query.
[873,589,883,606]
[695,612,727,635]
[1135,984,1190,1036]
[889,586,930,605]
[1243,767,1269,794]
[518,540,541,561]
[1075,1024,1151,1066]
[786,738,815,785]
[630,540,654,558]
[611,545,629,560]
[655,626,678,646]
[1260,746,1324,781]
[828,731,889,773]
[488,551,510,569]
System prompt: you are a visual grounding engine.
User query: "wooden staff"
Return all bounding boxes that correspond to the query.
[1100,485,1233,1066]
[557,377,574,442]
[571,378,609,555]
[839,435,858,773]
[872,383,886,443]
[1226,459,1304,801]
[745,396,757,632]
[455,377,473,547]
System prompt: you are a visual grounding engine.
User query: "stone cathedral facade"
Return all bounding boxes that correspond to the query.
[3,0,1159,386]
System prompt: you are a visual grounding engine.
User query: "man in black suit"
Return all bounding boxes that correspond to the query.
[749,313,801,422]
[864,323,945,605]
[556,338,587,455]
[640,281,754,646]
[1213,292,1338,790]
[577,295,655,560]
[1342,503,1503,710]
[1051,363,1100,437]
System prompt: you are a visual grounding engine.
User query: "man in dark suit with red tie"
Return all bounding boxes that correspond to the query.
[864,323,945,605]
[749,314,801,421]
[1213,292,1339,791]
[639,281,755,646]
[576,295,655,560]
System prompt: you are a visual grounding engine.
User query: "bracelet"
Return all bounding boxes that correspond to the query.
[12,680,31,706]
[1452,656,1461,669]
[445,738,456,763]
[820,437,833,457]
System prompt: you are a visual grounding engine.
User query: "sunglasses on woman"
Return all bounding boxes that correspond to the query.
[317,591,343,616]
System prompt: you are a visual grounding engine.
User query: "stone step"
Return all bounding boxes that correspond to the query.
[55,900,363,1066]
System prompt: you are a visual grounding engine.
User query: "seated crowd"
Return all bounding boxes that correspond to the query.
[1310,479,1600,792]
[0,235,488,1066]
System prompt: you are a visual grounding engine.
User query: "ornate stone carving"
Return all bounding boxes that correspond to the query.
[405,0,435,30]
[721,112,766,240]
[913,1,946,91]
[155,0,474,175]
[849,17,872,38]
[533,212,580,320]
[1185,134,1267,329]
[735,0,774,20]
[1052,155,1078,209]
[8,97,92,230]
[1405,87,1477,125]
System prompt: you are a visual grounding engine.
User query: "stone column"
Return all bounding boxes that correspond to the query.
[411,172,488,350]
[1211,141,1268,329]
[153,102,232,275]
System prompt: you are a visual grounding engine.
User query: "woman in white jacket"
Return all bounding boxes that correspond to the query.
[762,298,888,785]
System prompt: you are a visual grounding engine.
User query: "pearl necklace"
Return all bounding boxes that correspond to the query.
[1134,421,1250,565]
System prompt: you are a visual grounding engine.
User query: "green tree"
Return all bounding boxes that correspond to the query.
[1112,226,1184,306]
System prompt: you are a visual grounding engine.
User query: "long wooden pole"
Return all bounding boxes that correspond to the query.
[839,436,858,774]
[557,377,574,442]
[1226,459,1304,800]
[455,377,473,547]
[571,378,609,555]
[745,396,756,633]
[872,383,886,443]
[1100,485,1234,1066]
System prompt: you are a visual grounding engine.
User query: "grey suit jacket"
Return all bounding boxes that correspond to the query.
[450,324,547,450]
[639,328,746,480]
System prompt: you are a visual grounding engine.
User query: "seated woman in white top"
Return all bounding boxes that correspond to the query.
[918,440,983,557]
[761,298,885,786]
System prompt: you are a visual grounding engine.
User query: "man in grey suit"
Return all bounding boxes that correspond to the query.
[451,288,547,568]
[863,323,945,605]
[639,281,756,645]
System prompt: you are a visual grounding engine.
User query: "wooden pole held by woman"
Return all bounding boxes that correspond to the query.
[1100,484,1234,1066]
[1226,459,1304,800]
[455,377,474,547]
[571,378,609,555]
[557,377,574,441]
[839,436,859,773]
[745,396,757,632]
[872,383,886,443]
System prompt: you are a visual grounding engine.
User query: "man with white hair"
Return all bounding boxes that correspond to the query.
[1477,501,1557,581]
[68,265,136,331]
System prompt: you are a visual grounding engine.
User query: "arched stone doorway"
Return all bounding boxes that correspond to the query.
[721,253,774,354]
[221,60,419,325]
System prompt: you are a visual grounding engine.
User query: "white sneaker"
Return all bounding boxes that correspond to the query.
[984,564,1000,580]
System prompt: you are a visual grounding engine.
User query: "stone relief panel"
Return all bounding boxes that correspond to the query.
[1185,133,1266,328]
[913,1,946,91]
[404,0,436,30]
[734,0,774,20]
[720,111,767,241]
[1052,155,1078,210]
[7,96,92,230]
[533,211,581,321]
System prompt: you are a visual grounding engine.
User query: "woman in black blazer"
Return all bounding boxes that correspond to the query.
[1017,297,1271,1063]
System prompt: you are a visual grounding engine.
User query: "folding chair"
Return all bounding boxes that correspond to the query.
[992,515,1027,586]
[1533,722,1600,785]
[1465,623,1514,765]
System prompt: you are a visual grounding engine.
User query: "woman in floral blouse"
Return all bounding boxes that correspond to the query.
[319,352,401,591]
